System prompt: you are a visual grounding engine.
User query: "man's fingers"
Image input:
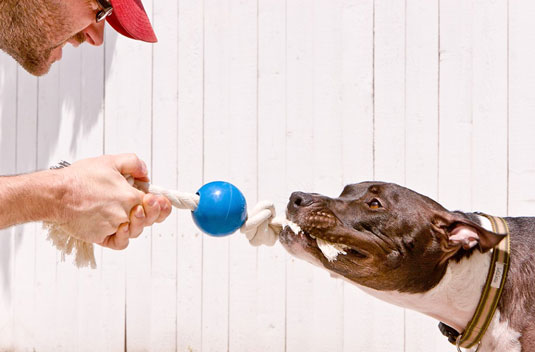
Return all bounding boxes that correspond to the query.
[100,223,130,250]
[113,153,149,181]
[143,194,161,225]
[128,205,146,239]
[97,194,172,251]
[156,197,172,223]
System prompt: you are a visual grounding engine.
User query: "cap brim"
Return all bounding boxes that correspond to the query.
[106,0,157,43]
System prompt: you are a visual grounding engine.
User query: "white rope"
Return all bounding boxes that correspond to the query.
[239,200,302,247]
[240,201,281,246]
[148,184,200,210]
[133,180,200,210]
[47,179,288,268]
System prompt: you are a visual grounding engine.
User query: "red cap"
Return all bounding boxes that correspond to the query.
[106,0,157,43]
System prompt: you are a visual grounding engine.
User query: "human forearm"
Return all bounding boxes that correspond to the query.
[0,170,66,229]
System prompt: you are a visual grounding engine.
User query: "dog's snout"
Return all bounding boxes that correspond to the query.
[290,192,315,208]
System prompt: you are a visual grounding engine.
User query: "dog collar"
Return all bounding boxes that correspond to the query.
[439,214,511,351]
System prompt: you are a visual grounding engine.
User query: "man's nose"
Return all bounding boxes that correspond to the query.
[83,21,105,46]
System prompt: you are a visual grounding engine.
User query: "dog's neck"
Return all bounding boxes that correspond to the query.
[355,214,493,333]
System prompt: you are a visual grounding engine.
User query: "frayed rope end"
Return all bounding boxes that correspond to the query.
[44,223,97,269]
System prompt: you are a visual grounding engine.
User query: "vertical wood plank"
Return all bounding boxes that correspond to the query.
[203,0,230,350]
[257,0,287,350]
[471,0,508,215]
[11,66,38,351]
[438,0,474,211]
[227,0,259,350]
[151,0,179,349]
[285,0,316,350]
[372,0,406,349]
[176,0,204,350]
[509,2,535,217]
[374,0,406,186]
[405,0,439,199]
[310,1,345,351]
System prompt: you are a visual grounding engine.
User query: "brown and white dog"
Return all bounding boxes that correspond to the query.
[279,182,535,352]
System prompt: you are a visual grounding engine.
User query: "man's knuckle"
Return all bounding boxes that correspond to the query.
[128,191,142,205]
[126,153,141,166]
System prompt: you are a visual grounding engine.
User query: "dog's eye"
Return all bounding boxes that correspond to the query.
[368,199,382,209]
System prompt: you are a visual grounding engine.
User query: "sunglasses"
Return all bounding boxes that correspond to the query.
[95,0,113,22]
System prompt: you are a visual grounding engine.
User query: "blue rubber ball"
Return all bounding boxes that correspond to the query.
[191,181,247,236]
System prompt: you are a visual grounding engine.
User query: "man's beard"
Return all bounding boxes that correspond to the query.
[0,0,76,76]
[26,32,87,76]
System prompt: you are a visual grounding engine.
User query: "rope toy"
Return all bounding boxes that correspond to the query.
[45,161,294,268]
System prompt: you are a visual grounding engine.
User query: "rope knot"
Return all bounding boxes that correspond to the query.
[240,201,283,246]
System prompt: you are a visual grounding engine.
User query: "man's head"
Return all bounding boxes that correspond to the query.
[0,0,156,76]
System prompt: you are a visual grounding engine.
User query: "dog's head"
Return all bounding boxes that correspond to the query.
[279,181,506,293]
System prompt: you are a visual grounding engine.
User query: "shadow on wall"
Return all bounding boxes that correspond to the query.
[36,31,119,167]
[0,30,119,302]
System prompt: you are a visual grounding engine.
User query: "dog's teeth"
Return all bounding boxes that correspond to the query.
[310,234,316,239]
[316,238,348,262]
[283,220,302,236]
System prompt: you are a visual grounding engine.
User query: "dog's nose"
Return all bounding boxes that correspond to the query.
[290,192,314,208]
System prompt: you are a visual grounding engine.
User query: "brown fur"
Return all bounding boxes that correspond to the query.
[497,217,535,351]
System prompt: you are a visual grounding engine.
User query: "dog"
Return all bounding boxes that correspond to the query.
[279,181,535,352]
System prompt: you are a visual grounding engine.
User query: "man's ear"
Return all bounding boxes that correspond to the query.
[432,213,506,253]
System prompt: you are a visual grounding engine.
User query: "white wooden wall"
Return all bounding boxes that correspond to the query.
[1,0,534,351]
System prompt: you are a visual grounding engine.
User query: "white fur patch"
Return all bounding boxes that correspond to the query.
[478,311,521,352]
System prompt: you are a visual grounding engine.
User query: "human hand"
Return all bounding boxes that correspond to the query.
[51,154,172,249]
[98,192,172,249]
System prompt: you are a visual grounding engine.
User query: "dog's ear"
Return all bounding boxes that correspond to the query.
[432,212,506,253]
